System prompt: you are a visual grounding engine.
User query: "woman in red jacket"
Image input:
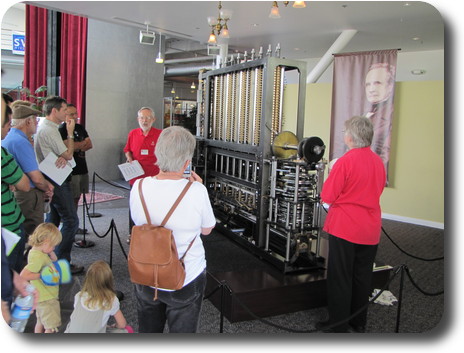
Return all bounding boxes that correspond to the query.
[319,116,386,333]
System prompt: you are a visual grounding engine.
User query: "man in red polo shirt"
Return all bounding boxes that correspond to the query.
[124,107,162,240]
[124,107,162,185]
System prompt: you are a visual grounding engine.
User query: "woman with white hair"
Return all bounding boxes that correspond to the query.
[129,126,216,333]
[318,116,386,333]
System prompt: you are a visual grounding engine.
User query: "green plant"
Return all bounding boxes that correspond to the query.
[19,85,48,112]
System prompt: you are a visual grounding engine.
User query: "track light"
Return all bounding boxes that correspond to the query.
[140,21,155,45]
[155,33,164,63]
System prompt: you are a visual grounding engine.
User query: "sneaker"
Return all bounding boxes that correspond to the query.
[70,264,84,275]
[76,228,88,234]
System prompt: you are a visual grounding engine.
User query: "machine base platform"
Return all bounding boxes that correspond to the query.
[205,266,392,323]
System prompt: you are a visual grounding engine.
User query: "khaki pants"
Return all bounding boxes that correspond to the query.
[14,188,44,237]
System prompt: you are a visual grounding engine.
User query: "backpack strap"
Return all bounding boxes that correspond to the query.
[179,235,197,262]
[138,178,151,224]
[160,181,193,226]
[138,179,193,226]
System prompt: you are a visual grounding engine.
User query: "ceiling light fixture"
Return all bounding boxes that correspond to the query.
[207,1,232,44]
[155,33,164,63]
[191,82,196,89]
[269,2,281,19]
[293,1,306,8]
[270,2,306,19]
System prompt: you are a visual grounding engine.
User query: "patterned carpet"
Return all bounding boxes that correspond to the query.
[77,191,124,206]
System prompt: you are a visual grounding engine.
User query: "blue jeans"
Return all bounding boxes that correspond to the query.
[135,270,206,333]
[46,180,79,262]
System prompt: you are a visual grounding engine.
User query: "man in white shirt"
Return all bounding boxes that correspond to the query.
[34,96,84,274]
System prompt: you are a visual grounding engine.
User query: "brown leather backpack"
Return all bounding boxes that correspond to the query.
[128,178,195,300]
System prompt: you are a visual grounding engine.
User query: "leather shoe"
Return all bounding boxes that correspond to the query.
[70,264,84,275]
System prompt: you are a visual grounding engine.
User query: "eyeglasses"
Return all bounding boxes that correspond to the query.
[138,116,153,120]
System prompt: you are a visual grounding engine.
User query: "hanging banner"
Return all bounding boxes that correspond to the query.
[330,49,398,183]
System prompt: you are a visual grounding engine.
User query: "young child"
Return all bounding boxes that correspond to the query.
[20,223,63,333]
[65,260,132,333]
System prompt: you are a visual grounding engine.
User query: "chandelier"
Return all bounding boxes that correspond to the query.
[270,1,307,19]
[207,1,233,44]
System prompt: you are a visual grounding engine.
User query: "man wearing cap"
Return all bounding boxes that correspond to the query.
[2,104,54,237]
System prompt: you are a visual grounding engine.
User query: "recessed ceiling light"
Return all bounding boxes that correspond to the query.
[294,47,300,51]
[412,37,421,41]
[252,23,259,27]
[411,69,426,75]
[403,3,411,6]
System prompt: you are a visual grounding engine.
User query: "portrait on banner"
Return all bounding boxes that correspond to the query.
[329,49,398,184]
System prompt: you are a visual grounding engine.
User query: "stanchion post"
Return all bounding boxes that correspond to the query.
[395,265,405,333]
[89,172,102,218]
[74,192,95,248]
[110,223,114,269]
[220,281,227,333]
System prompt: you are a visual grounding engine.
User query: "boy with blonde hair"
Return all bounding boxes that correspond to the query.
[20,223,63,333]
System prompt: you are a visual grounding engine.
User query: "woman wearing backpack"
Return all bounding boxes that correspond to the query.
[129,126,216,333]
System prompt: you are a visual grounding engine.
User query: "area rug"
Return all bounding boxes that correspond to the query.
[78,191,125,206]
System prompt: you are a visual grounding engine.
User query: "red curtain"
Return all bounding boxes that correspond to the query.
[23,5,48,94]
[60,13,88,125]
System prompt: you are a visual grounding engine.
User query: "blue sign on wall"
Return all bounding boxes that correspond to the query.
[12,33,25,55]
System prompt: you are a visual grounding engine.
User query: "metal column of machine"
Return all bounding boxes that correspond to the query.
[195,56,326,273]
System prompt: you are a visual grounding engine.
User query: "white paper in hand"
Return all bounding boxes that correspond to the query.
[38,152,73,185]
[118,160,144,181]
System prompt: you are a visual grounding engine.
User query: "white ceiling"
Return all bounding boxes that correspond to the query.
[28,1,444,60]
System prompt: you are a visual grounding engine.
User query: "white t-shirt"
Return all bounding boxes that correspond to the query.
[65,291,120,332]
[130,177,216,287]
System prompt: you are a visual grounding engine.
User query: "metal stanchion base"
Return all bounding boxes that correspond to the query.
[88,212,102,218]
[74,240,95,248]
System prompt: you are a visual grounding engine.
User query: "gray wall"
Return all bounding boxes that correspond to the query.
[85,19,164,181]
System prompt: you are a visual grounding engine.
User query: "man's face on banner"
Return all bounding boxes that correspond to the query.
[365,67,393,104]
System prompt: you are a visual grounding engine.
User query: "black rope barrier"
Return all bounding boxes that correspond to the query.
[93,172,130,191]
[381,226,444,262]
[322,206,444,262]
[78,196,128,267]
[403,265,444,296]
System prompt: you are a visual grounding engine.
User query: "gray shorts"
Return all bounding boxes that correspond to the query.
[71,174,89,199]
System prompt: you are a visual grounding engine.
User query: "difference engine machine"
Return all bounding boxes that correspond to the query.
[195,56,326,273]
